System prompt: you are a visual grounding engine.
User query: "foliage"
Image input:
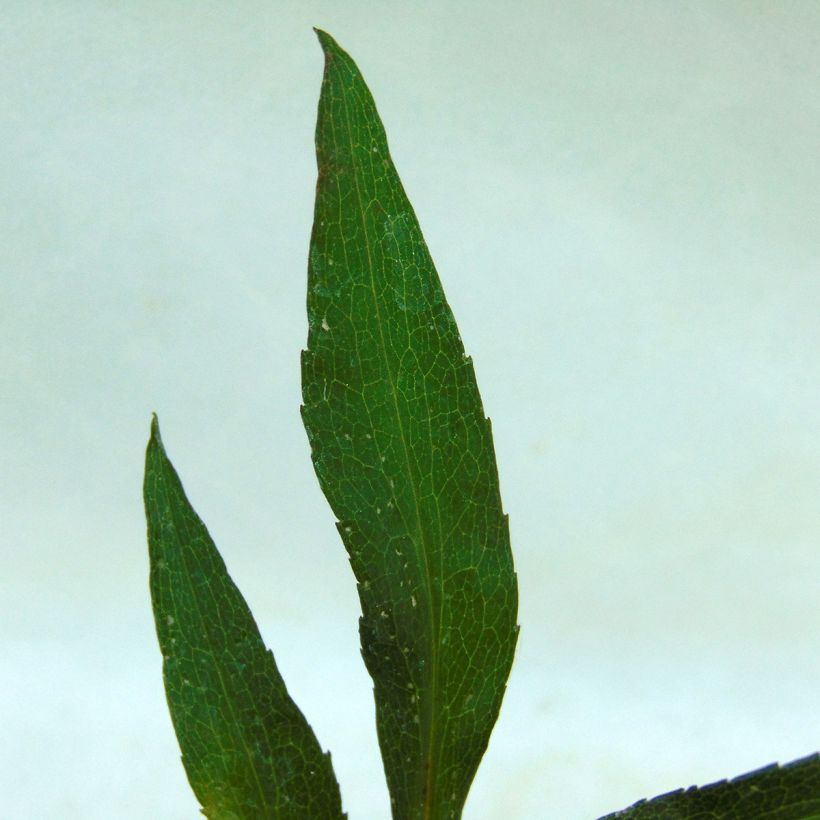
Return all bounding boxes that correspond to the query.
[143,30,818,820]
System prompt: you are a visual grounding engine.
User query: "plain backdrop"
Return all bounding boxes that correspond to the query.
[2,3,818,818]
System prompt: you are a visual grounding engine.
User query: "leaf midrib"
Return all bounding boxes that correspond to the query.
[335,73,442,818]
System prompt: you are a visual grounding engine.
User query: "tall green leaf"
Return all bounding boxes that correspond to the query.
[599,754,820,819]
[144,415,345,820]
[301,30,519,820]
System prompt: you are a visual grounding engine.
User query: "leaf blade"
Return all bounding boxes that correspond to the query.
[144,415,345,820]
[302,30,518,820]
[600,754,820,820]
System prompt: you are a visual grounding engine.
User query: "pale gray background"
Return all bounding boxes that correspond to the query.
[2,2,818,818]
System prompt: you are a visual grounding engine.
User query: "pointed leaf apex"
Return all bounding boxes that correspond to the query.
[148,413,164,454]
[313,28,337,53]
[314,28,352,71]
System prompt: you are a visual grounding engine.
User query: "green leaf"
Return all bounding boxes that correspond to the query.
[600,754,820,820]
[301,30,519,820]
[144,415,345,820]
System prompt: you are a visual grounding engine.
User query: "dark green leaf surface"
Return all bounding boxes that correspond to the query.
[144,416,345,820]
[301,30,519,820]
[600,754,820,820]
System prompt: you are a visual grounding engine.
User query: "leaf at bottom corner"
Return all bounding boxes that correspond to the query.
[144,415,345,819]
[599,753,820,820]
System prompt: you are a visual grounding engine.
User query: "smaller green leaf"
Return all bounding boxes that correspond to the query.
[599,753,820,820]
[144,415,345,820]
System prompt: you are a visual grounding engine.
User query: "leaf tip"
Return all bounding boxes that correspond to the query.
[313,27,343,61]
[149,412,161,443]
[147,414,168,466]
[313,27,331,46]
